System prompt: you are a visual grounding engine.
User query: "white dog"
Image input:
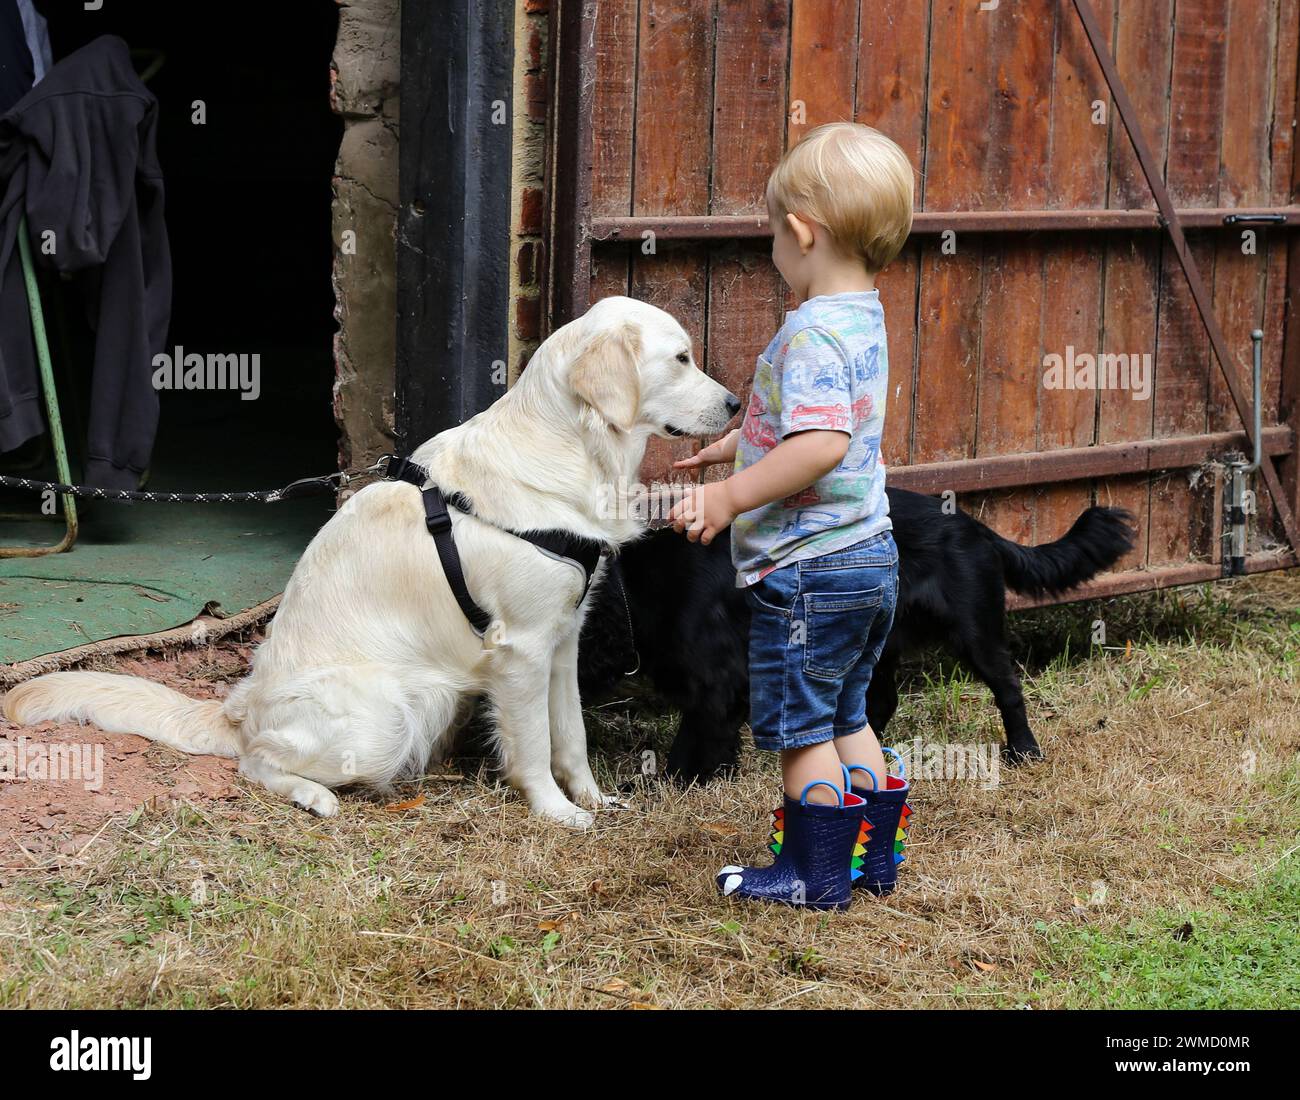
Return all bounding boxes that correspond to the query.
[4,297,738,827]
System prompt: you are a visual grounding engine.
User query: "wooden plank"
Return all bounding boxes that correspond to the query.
[591,0,639,217]
[703,3,790,482]
[631,1,713,482]
[703,243,784,484]
[1005,548,1297,610]
[1096,0,1176,569]
[1037,0,1113,541]
[1209,0,1271,433]
[913,0,989,468]
[589,244,631,303]
[1149,0,1227,565]
[886,425,1293,494]
[972,0,1056,544]
[913,245,983,463]
[855,0,930,168]
[788,0,860,142]
[1265,0,1300,422]
[1272,0,1300,540]
[632,244,710,481]
[975,241,1044,543]
[1209,0,1277,544]
[710,0,789,215]
[877,243,921,466]
[857,0,930,469]
[632,0,713,216]
[591,207,1300,239]
[395,0,514,446]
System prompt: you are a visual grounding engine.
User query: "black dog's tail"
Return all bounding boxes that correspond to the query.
[982,507,1136,598]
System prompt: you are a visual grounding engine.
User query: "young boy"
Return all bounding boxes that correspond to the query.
[669,122,915,909]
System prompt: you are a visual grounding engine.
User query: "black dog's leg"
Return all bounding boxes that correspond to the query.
[865,643,901,738]
[951,634,1042,763]
[665,706,741,786]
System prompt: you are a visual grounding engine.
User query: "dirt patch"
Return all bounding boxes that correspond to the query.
[0,640,257,873]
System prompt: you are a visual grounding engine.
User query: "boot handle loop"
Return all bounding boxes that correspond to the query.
[882,746,906,781]
[798,780,844,808]
[843,764,879,792]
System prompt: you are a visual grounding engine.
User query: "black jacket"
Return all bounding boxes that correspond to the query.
[0,35,171,490]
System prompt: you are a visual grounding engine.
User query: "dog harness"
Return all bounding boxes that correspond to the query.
[379,455,608,636]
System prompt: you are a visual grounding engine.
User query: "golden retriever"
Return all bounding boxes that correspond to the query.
[4,297,738,827]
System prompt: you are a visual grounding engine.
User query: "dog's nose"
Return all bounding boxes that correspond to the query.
[725,391,741,416]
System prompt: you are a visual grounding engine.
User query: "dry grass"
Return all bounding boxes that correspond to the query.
[2,572,1298,1008]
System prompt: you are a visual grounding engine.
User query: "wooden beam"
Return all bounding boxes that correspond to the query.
[395,0,514,447]
[590,207,1300,242]
[1007,549,1298,611]
[886,426,1292,495]
[543,0,597,329]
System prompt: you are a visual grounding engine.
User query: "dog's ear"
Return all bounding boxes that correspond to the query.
[570,321,642,431]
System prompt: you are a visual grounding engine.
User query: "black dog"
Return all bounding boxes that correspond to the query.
[578,488,1134,784]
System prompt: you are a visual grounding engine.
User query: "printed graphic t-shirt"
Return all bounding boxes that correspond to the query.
[731,290,891,587]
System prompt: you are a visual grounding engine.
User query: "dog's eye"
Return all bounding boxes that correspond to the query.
[676,352,690,364]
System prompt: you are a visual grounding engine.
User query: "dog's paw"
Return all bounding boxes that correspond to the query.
[534,798,595,830]
[1003,741,1044,766]
[564,777,615,810]
[291,784,340,818]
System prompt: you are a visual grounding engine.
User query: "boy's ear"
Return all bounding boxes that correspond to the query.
[570,321,642,431]
[786,212,816,254]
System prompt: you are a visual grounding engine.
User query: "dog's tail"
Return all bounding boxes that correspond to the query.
[982,507,1136,598]
[2,672,240,757]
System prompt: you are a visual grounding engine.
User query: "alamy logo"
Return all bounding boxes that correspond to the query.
[1042,346,1152,401]
[49,1032,151,1080]
[0,737,103,791]
[152,345,261,400]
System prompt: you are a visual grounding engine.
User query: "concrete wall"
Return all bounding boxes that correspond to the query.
[330,0,400,475]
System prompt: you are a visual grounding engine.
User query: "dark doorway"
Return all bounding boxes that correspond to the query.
[33,0,342,486]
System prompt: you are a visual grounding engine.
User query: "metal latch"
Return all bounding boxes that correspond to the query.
[1223,330,1264,576]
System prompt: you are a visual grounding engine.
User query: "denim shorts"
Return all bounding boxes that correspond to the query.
[744,531,898,753]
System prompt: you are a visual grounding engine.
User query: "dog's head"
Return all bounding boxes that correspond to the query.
[567,297,739,437]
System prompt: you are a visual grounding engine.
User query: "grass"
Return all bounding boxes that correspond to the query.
[1,570,1298,1008]
[1040,848,1300,1008]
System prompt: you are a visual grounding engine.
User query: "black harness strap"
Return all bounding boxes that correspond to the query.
[383,455,607,636]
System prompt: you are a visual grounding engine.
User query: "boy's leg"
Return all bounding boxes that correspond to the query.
[715,563,864,908]
[834,723,886,783]
[783,740,849,803]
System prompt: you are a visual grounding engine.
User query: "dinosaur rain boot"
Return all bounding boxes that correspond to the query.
[845,749,912,896]
[717,781,866,911]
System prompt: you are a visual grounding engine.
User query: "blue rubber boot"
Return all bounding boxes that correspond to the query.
[845,749,912,896]
[717,781,867,911]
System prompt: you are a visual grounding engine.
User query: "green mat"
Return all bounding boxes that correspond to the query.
[0,492,330,665]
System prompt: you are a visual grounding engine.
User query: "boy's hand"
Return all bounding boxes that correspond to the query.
[668,481,737,545]
[673,427,740,471]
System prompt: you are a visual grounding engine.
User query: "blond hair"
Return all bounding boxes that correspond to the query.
[766,123,915,273]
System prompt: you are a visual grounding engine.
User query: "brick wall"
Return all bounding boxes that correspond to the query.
[508,0,550,383]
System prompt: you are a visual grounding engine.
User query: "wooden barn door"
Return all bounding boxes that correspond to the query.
[545,0,1300,604]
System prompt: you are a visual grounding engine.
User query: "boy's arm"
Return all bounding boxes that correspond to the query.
[724,429,848,512]
[673,427,740,470]
[669,429,848,544]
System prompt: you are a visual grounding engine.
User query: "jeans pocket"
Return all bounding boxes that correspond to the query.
[745,568,799,615]
[800,587,884,680]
